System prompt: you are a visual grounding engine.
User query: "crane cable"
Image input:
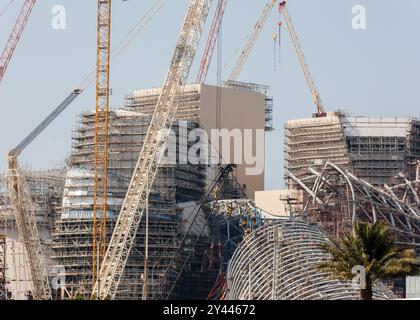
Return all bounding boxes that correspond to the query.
[10,0,167,155]
[0,0,14,19]
[79,0,167,90]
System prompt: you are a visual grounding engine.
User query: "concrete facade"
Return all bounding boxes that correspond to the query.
[129,83,269,199]
[255,189,303,217]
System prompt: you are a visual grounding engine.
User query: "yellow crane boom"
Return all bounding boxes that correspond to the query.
[92,0,112,292]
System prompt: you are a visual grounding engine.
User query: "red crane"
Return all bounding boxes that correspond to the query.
[0,0,37,83]
[196,0,227,84]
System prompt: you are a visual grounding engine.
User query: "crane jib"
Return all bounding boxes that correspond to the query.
[11,90,82,156]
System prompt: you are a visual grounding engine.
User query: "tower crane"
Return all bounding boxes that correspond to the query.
[0,0,36,83]
[227,0,277,83]
[91,0,112,292]
[93,0,212,300]
[279,1,326,117]
[196,0,227,84]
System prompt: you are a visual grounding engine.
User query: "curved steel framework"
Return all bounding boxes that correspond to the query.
[286,161,420,244]
[226,220,394,300]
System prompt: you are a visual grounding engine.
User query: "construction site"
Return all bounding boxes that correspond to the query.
[0,0,419,301]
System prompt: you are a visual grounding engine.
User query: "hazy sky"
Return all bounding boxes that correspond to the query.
[1,0,420,190]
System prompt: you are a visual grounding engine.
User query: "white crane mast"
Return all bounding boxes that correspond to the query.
[6,89,81,300]
[7,156,52,300]
[227,0,277,83]
[93,0,212,299]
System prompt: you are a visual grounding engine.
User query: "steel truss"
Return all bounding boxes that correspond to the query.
[286,161,420,245]
[226,219,394,300]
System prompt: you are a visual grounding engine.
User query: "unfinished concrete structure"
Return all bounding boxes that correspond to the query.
[284,113,420,297]
[126,82,271,199]
[0,81,270,300]
[51,82,270,299]
[284,113,420,240]
[52,109,209,299]
[285,113,420,187]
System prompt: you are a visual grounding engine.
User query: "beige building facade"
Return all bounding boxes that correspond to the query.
[129,83,270,199]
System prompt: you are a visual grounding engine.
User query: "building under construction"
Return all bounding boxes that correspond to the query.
[0,79,270,300]
[2,0,419,301]
[0,170,64,299]
[284,113,420,297]
[49,82,269,299]
[285,112,420,186]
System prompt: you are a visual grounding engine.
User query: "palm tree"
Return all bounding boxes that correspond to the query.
[318,221,419,300]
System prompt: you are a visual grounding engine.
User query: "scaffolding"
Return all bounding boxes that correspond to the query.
[284,112,351,186]
[285,114,420,188]
[0,169,63,299]
[343,117,420,185]
[53,109,211,299]
[1,82,265,300]
[126,82,274,132]
[126,85,202,124]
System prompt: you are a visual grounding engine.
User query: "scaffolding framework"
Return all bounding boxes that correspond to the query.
[285,114,420,187]
[53,109,210,299]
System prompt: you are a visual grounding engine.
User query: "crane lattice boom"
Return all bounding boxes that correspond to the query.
[227,0,276,83]
[196,0,227,84]
[7,157,52,300]
[92,0,112,291]
[279,1,326,116]
[6,88,81,301]
[0,0,36,83]
[93,0,212,300]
